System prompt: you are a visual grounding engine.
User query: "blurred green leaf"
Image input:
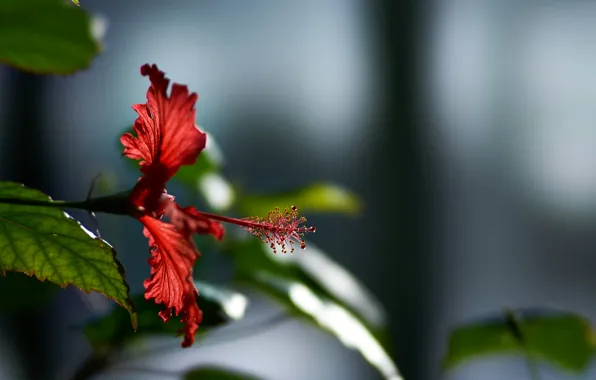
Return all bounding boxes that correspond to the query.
[444,309,594,373]
[224,238,398,380]
[174,133,222,183]
[239,182,361,217]
[0,0,100,74]
[249,273,400,380]
[0,182,136,324]
[0,272,59,312]
[88,173,119,197]
[84,281,248,351]
[169,131,233,211]
[184,367,263,380]
[72,0,80,5]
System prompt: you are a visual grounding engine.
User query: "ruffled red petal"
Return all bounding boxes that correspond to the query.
[164,200,225,240]
[121,64,206,184]
[140,215,202,347]
[179,291,203,347]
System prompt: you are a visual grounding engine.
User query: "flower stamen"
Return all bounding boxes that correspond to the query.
[199,205,315,253]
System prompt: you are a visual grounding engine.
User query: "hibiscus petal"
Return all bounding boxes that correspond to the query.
[139,215,203,347]
[120,105,160,168]
[179,291,203,347]
[164,200,225,240]
[122,64,206,183]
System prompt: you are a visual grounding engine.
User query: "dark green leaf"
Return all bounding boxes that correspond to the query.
[0,182,135,322]
[239,182,361,217]
[0,0,100,74]
[184,367,262,380]
[444,309,595,373]
[84,281,248,350]
[225,238,398,380]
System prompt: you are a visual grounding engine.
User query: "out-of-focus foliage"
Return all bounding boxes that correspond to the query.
[223,238,398,380]
[184,366,263,380]
[444,309,595,373]
[0,0,99,74]
[84,281,248,351]
[239,182,361,217]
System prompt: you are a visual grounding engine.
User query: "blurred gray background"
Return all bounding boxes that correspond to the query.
[1,0,596,379]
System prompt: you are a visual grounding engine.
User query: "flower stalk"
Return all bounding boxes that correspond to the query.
[0,191,133,215]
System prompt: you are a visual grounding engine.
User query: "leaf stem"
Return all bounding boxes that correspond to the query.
[0,190,133,216]
[0,198,79,208]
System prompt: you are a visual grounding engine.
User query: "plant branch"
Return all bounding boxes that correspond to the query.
[0,190,133,215]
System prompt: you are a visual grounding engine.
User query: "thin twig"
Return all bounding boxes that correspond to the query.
[0,190,133,215]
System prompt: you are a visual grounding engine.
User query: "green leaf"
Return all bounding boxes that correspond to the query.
[0,182,135,323]
[225,238,398,380]
[184,367,262,380]
[444,309,595,373]
[0,0,100,74]
[239,182,361,217]
[84,281,248,351]
[72,0,80,5]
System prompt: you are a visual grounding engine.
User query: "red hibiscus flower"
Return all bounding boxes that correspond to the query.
[120,64,315,348]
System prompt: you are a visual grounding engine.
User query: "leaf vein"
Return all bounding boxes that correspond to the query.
[0,216,123,294]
